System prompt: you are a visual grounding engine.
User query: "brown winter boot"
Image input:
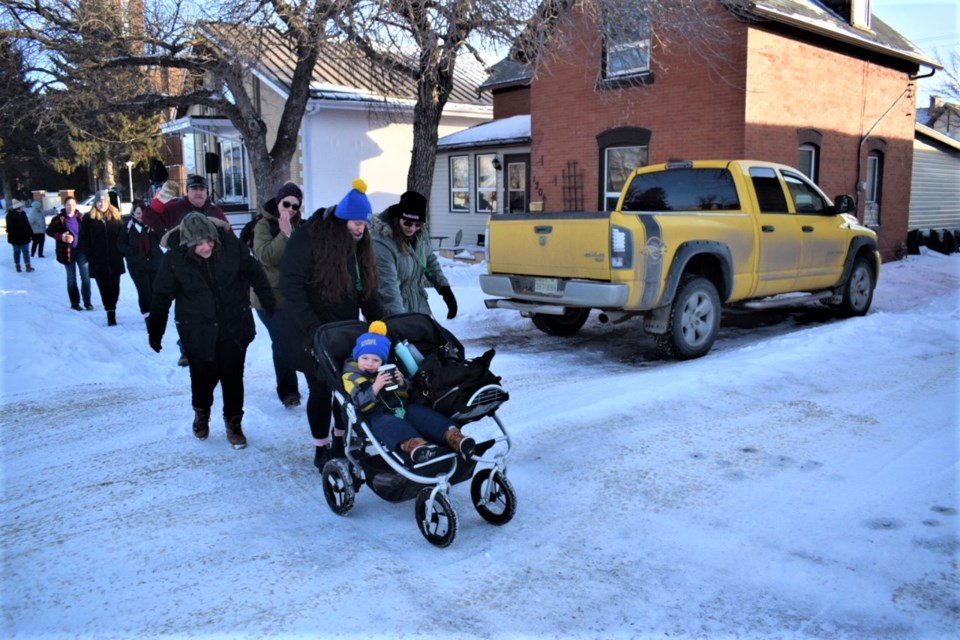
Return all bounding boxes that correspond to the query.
[443,427,476,460]
[400,437,440,464]
[25,265,34,272]
[192,407,210,441]
[225,415,247,450]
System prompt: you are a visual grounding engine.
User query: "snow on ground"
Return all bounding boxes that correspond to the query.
[1,246,958,639]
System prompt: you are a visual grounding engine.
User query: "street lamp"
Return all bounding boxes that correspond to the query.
[125,160,134,203]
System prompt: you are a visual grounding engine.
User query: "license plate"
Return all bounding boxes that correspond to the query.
[534,278,559,294]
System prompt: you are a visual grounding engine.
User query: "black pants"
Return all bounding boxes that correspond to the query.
[128,266,155,316]
[94,274,121,311]
[189,340,246,420]
[30,233,45,257]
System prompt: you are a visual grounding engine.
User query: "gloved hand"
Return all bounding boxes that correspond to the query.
[147,313,166,353]
[156,180,180,204]
[437,286,457,320]
[149,332,162,353]
[263,306,276,319]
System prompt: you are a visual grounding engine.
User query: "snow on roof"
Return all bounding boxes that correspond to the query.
[437,114,531,149]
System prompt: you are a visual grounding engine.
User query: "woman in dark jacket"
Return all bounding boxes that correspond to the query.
[117,199,162,328]
[279,179,384,472]
[80,190,125,326]
[148,213,276,449]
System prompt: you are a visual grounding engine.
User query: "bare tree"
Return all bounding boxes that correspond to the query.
[933,49,960,104]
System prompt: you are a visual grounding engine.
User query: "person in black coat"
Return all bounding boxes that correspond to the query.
[148,212,276,449]
[5,200,34,272]
[117,199,162,328]
[80,190,126,326]
[279,179,385,471]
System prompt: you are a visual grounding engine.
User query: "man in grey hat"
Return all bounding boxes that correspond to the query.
[142,173,229,236]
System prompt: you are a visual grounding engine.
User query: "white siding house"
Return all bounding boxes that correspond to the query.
[910,124,960,231]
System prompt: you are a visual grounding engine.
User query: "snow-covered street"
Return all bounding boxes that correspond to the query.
[2,248,958,638]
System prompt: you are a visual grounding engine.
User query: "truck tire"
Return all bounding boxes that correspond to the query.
[837,255,874,317]
[656,276,721,360]
[531,308,589,336]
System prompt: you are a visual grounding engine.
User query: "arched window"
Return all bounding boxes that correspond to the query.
[597,127,651,211]
[797,129,823,183]
[864,150,883,227]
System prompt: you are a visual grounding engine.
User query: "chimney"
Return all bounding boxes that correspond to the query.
[930,95,942,110]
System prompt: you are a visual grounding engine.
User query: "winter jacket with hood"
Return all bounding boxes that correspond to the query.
[250,197,304,310]
[5,208,33,245]
[370,211,449,316]
[150,217,275,363]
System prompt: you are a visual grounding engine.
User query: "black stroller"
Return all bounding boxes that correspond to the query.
[313,313,516,547]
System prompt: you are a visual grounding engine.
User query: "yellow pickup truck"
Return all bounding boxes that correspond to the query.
[480,160,880,359]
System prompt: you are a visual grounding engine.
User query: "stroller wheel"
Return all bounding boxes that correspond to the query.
[415,488,458,548]
[471,469,517,525]
[321,459,355,516]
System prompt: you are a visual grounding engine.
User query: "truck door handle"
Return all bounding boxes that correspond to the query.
[534,225,553,234]
[802,226,814,232]
[761,225,775,232]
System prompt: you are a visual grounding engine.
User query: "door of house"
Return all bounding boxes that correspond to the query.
[503,154,530,213]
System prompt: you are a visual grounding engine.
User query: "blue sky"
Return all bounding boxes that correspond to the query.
[872,0,960,104]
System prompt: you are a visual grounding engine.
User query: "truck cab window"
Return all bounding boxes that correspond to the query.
[622,168,739,212]
[781,170,827,214]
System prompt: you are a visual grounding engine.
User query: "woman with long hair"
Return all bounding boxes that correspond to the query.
[80,190,125,325]
[279,179,385,472]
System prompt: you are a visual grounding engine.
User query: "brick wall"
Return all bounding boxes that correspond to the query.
[525,2,915,260]
[492,86,531,119]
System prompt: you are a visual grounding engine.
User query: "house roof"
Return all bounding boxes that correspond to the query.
[437,114,531,149]
[480,0,939,91]
[198,22,491,109]
[916,122,960,153]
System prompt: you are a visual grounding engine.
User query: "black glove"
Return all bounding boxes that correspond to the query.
[147,313,166,353]
[437,286,457,320]
[263,306,276,319]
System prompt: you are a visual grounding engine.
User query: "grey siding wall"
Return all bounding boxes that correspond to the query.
[909,137,960,230]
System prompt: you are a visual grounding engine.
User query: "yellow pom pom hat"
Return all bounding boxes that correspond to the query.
[335,178,372,221]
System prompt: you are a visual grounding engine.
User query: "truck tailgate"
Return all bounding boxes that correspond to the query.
[487,212,612,280]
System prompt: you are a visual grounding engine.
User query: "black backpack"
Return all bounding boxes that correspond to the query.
[409,345,505,422]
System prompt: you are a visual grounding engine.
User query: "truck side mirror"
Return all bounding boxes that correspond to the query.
[833,195,855,214]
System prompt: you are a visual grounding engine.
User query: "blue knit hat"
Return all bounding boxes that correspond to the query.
[352,320,390,362]
[335,179,372,221]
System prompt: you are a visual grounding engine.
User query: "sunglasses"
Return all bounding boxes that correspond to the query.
[280,200,300,210]
[400,219,423,229]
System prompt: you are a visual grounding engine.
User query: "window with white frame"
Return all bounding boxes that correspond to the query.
[604,18,651,79]
[798,143,819,183]
[476,154,498,213]
[219,139,247,203]
[604,146,647,211]
[864,151,882,226]
[449,156,469,212]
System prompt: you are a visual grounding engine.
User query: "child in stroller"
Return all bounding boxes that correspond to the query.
[342,321,475,463]
[313,312,516,547]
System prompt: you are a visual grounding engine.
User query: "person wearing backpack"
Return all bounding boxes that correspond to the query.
[250,181,306,408]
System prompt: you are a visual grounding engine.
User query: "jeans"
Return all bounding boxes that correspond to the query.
[12,244,30,267]
[256,308,300,401]
[64,251,91,306]
[366,403,454,451]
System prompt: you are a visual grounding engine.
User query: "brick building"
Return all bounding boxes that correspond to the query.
[477,0,938,261]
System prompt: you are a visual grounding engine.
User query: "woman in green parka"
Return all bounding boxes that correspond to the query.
[371,191,457,319]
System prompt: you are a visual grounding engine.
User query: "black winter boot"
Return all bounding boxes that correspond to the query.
[106,310,117,326]
[192,408,210,440]
[225,415,247,450]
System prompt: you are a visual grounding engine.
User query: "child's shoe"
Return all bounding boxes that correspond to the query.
[444,427,476,460]
[401,437,440,464]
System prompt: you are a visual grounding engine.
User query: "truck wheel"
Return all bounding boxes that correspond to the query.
[531,308,589,336]
[656,276,721,360]
[837,256,874,317]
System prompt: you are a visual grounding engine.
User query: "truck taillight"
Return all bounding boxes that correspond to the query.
[610,225,633,269]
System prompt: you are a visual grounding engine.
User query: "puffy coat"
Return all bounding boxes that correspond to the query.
[80,209,126,280]
[117,215,162,280]
[26,205,46,234]
[249,198,303,310]
[278,216,385,375]
[370,212,449,316]
[150,222,275,363]
[5,209,33,245]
